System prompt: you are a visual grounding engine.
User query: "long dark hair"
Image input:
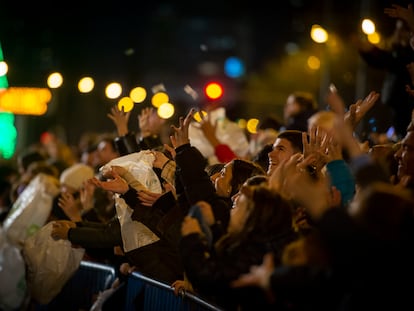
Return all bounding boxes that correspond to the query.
[216,184,293,254]
[229,159,265,197]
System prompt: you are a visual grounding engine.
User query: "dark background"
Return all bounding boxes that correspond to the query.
[0,0,406,152]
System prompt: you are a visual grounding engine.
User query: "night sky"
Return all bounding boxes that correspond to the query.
[0,0,406,149]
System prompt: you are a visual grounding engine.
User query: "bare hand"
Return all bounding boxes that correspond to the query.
[170,108,195,148]
[88,170,129,194]
[152,150,171,169]
[51,220,76,240]
[181,215,202,236]
[231,252,274,290]
[107,105,131,136]
[195,200,215,226]
[171,279,194,296]
[138,107,165,137]
[58,192,82,222]
[344,91,380,130]
[137,189,163,206]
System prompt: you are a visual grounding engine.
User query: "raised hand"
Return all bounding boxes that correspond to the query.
[88,169,129,194]
[344,91,380,130]
[384,4,414,32]
[231,252,274,290]
[80,181,96,213]
[303,125,329,171]
[151,150,171,169]
[138,107,165,138]
[326,87,363,158]
[58,192,82,222]
[196,110,220,147]
[51,220,76,240]
[107,105,131,136]
[137,189,163,207]
[170,108,196,148]
[181,215,202,236]
[163,143,176,159]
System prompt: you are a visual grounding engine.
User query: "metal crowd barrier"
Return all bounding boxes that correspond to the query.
[124,271,224,311]
[33,260,224,311]
[34,260,117,310]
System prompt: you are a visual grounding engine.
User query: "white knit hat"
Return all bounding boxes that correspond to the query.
[59,163,94,190]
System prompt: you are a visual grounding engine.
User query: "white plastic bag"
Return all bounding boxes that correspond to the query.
[100,150,162,194]
[100,151,163,252]
[3,173,60,247]
[22,222,85,304]
[0,226,27,311]
[115,195,160,252]
[189,107,250,162]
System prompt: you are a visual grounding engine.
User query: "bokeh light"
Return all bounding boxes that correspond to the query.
[130,86,147,103]
[158,102,174,119]
[117,96,134,112]
[78,77,94,93]
[151,92,169,108]
[47,72,63,88]
[105,82,122,99]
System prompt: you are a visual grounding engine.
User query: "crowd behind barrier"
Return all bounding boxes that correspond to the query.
[33,260,224,311]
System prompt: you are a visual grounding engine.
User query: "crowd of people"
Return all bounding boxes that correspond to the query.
[1,3,414,311]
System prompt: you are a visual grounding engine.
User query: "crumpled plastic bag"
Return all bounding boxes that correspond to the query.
[100,150,162,252]
[115,195,160,252]
[188,107,250,163]
[100,150,162,193]
[3,173,60,247]
[22,222,85,305]
[0,226,27,311]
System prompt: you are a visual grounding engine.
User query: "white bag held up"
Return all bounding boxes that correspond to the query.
[115,195,160,252]
[189,107,250,163]
[22,221,85,305]
[101,151,162,252]
[3,173,60,247]
[100,150,162,194]
[0,226,27,311]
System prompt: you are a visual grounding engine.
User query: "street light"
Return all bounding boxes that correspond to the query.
[310,24,330,107]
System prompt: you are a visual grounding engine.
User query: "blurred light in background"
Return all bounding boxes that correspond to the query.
[307,56,321,70]
[0,41,15,159]
[47,72,63,88]
[78,77,95,93]
[105,82,122,99]
[361,19,376,35]
[0,61,8,78]
[151,91,169,108]
[130,86,147,103]
[367,32,381,44]
[224,56,244,78]
[0,87,52,115]
[158,102,174,119]
[193,110,207,122]
[204,82,223,100]
[246,118,259,134]
[117,96,134,112]
[310,25,328,43]
[0,112,16,159]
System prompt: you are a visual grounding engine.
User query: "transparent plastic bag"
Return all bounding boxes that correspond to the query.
[189,107,249,161]
[0,226,27,311]
[22,222,85,304]
[3,173,60,247]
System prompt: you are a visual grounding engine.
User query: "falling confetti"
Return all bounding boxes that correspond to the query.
[184,84,199,100]
[151,83,166,94]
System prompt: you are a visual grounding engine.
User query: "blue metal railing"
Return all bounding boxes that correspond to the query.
[33,261,224,311]
[34,261,117,310]
[125,271,224,311]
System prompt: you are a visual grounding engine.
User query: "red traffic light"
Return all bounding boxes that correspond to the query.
[204,82,223,100]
